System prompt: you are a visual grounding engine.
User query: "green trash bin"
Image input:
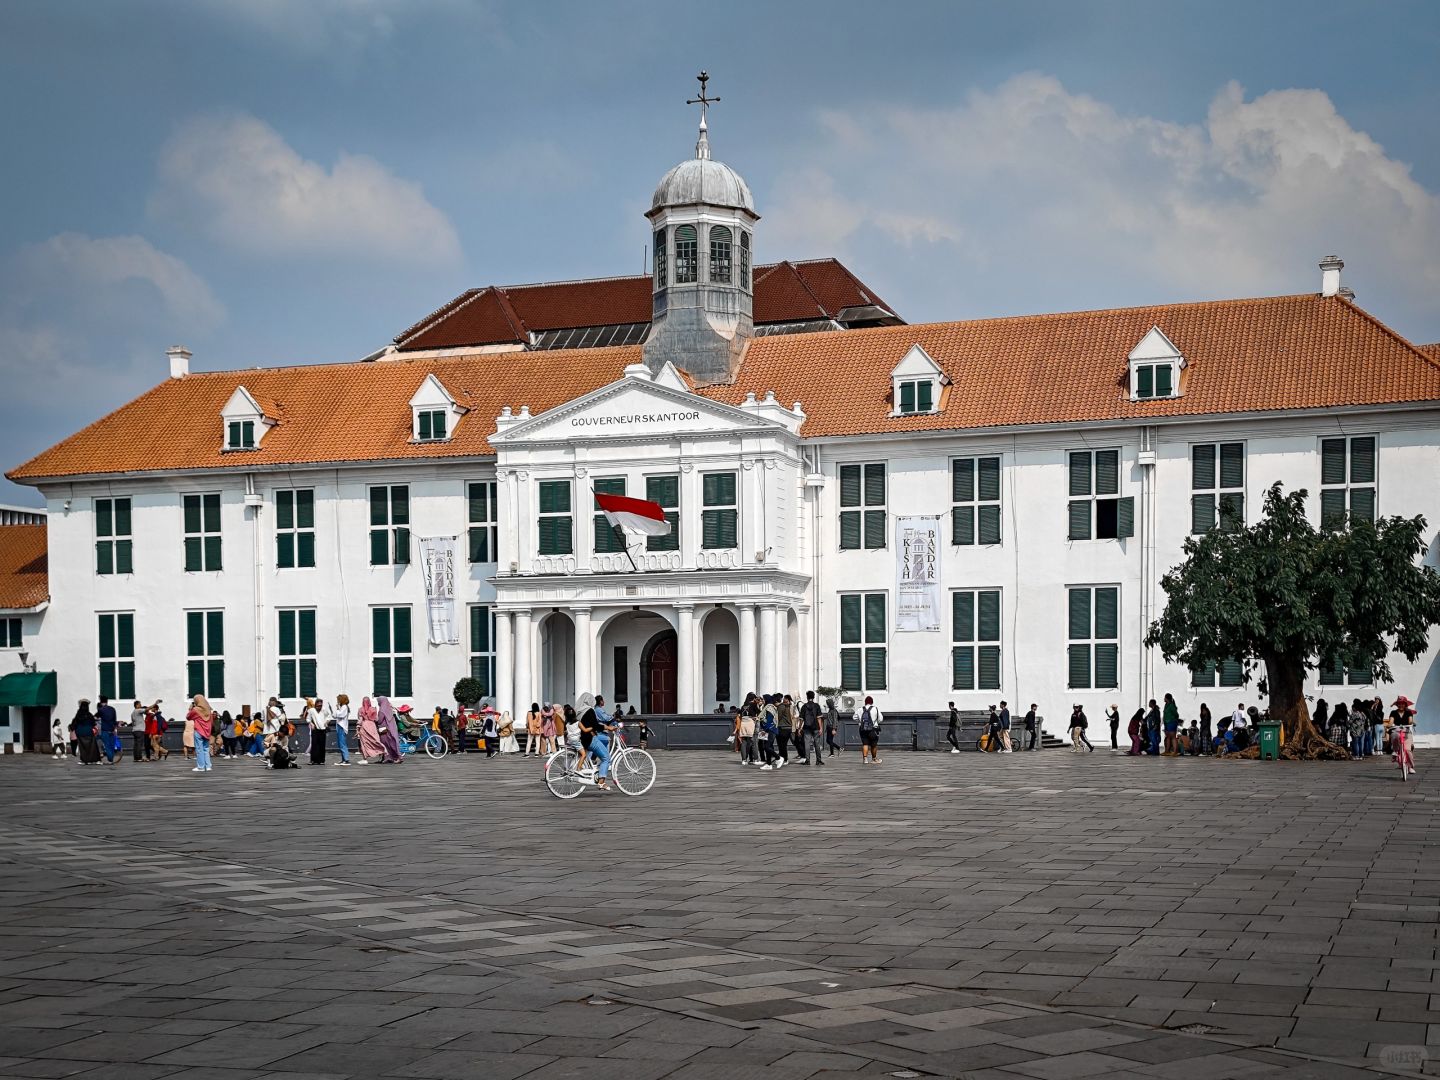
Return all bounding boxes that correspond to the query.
[1258,721,1282,760]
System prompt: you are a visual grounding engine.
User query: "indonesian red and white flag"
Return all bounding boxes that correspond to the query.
[594,491,673,537]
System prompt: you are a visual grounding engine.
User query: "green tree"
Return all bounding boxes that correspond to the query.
[1145,483,1440,757]
[453,676,486,708]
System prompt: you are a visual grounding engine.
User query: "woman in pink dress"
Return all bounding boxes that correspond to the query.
[357,696,385,764]
[540,704,557,755]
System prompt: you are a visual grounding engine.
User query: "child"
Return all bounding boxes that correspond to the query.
[635,716,651,749]
[50,714,66,758]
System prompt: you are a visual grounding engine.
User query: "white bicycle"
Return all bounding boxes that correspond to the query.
[544,722,656,799]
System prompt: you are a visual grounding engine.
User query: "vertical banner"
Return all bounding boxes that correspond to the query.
[895,516,942,632]
[419,536,459,645]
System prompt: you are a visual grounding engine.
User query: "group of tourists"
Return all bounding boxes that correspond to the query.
[727,691,870,767]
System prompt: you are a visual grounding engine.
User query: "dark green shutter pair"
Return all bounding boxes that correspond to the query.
[183,494,223,571]
[592,478,628,553]
[372,608,412,697]
[97,498,134,574]
[646,475,680,552]
[839,464,885,550]
[537,481,574,555]
[185,611,225,698]
[418,410,446,441]
[276,490,316,568]
[369,486,411,564]
[701,472,737,549]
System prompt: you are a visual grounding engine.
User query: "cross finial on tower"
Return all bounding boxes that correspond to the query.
[686,70,720,160]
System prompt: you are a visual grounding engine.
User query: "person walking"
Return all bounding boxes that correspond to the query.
[376,697,403,763]
[51,713,67,758]
[332,694,351,765]
[130,699,150,762]
[481,707,500,757]
[71,700,101,765]
[825,697,841,755]
[998,701,1013,753]
[188,695,214,772]
[357,696,384,764]
[799,690,825,766]
[1106,704,1120,751]
[1143,699,1161,755]
[738,703,759,765]
[1162,694,1181,756]
[539,704,556,755]
[855,696,883,764]
[525,703,542,755]
[96,697,120,765]
[946,701,961,753]
[1025,704,1039,750]
[775,694,795,763]
[1198,703,1213,755]
[304,698,329,765]
[1069,704,1094,752]
[179,698,196,761]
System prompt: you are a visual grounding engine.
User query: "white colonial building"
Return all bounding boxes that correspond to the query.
[5,99,1440,749]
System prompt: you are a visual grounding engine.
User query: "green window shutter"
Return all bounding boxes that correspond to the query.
[978,645,1001,690]
[1219,443,1244,489]
[717,509,737,548]
[593,477,625,498]
[1154,364,1173,397]
[1116,496,1135,538]
[537,518,555,555]
[471,606,489,652]
[97,542,114,576]
[99,613,115,659]
[96,499,113,537]
[468,526,486,562]
[393,608,412,654]
[276,490,294,529]
[228,421,240,447]
[1320,438,1347,485]
[117,614,134,658]
[390,487,409,525]
[278,659,296,699]
[977,457,1000,502]
[703,472,735,507]
[298,610,316,655]
[187,660,205,697]
[1318,655,1343,685]
[863,509,886,549]
[977,590,1001,641]
[538,481,567,514]
[393,527,411,563]
[1219,658,1245,687]
[373,658,391,697]
[952,591,974,642]
[1192,444,1216,490]
[203,494,220,532]
[865,647,887,690]
[1349,437,1375,484]
[647,475,678,507]
[209,660,225,699]
[648,510,680,552]
[418,410,432,441]
[432,411,445,438]
[863,463,885,506]
[594,519,626,553]
[1068,500,1091,541]
[394,658,413,698]
[1094,587,1119,639]
[187,612,204,657]
[468,482,488,523]
[115,540,132,574]
[839,464,861,507]
[299,659,317,698]
[839,595,862,644]
[1068,644,1091,689]
[864,594,885,643]
[840,648,862,691]
[952,646,975,690]
[115,499,131,536]
[183,495,201,534]
[899,381,915,413]
[1346,659,1371,685]
[1191,493,1216,534]
[206,611,223,655]
[296,490,314,529]
[917,380,933,412]
[1068,452,1091,497]
[1068,589,1090,640]
[952,458,974,503]
[98,663,116,701]
[370,486,388,526]
[1095,450,1119,495]
[1137,365,1153,398]
[242,422,254,448]
[297,531,315,568]
[118,662,135,699]
[839,511,861,550]
[1218,492,1244,529]
[700,510,730,549]
[1191,661,1215,687]
[952,505,974,546]
[278,610,296,656]
[1349,486,1375,523]
[204,535,222,571]
[977,505,1001,545]
[277,533,295,569]
[369,528,389,565]
[1094,644,1119,688]
[1320,489,1346,531]
[372,607,390,653]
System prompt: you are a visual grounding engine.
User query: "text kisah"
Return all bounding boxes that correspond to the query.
[571,411,702,427]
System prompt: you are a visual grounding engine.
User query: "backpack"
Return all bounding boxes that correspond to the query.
[859,707,876,734]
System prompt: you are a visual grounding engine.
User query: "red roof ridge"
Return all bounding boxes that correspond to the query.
[488,287,528,341]
[1329,300,1440,373]
[393,288,483,346]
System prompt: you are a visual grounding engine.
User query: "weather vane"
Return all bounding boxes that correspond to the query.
[686,70,719,123]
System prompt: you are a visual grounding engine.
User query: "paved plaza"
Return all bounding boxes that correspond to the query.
[0,746,1435,1080]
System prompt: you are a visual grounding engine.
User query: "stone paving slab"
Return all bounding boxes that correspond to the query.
[0,749,1435,1078]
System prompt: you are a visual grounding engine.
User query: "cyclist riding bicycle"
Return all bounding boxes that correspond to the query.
[577,695,617,790]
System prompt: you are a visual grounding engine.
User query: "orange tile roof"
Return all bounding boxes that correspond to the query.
[9,294,1440,483]
[0,525,48,609]
[1419,342,1440,362]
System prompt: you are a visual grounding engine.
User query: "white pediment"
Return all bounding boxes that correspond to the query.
[409,373,459,409]
[1128,326,1184,364]
[221,385,267,420]
[891,343,945,380]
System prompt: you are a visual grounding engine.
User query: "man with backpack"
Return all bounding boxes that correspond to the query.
[775,694,796,763]
[854,695,884,764]
[799,691,825,766]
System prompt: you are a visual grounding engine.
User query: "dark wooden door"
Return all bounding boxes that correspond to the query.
[643,632,677,714]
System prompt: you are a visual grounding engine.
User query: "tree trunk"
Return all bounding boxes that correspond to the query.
[1259,653,1351,760]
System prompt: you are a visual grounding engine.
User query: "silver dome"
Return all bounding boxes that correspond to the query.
[651,156,755,214]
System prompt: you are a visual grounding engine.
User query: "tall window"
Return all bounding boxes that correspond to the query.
[646,475,680,552]
[98,613,135,700]
[95,497,132,575]
[714,643,731,703]
[839,592,887,691]
[1320,435,1376,530]
[613,646,629,703]
[469,605,495,698]
[709,225,732,284]
[701,472,737,549]
[952,589,1001,690]
[416,409,447,441]
[1067,450,1133,541]
[372,607,412,697]
[1191,658,1244,688]
[183,493,222,571]
[952,457,1001,545]
[1192,443,1244,533]
[369,485,410,566]
[653,228,667,287]
[186,610,225,699]
[740,231,751,288]
[278,609,317,699]
[839,463,886,550]
[1133,362,1175,399]
[1067,586,1119,689]
[674,224,698,284]
[226,420,256,449]
[468,481,498,563]
[1,617,21,649]
[897,379,934,414]
[1318,653,1373,686]
[276,489,315,569]
[537,480,573,556]
[593,477,628,554]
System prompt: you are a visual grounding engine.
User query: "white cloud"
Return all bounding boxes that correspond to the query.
[765,74,1440,328]
[194,0,462,52]
[150,113,462,265]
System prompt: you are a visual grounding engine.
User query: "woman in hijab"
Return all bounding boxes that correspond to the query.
[357,696,384,764]
[72,700,101,765]
[376,696,403,763]
[188,695,214,772]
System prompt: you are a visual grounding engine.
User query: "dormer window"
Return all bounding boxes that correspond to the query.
[220,385,276,452]
[409,374,466,443]
[227,420,256,450]
[890,344,947,417]
[1128,326,1185,402]
[416,409,447,441]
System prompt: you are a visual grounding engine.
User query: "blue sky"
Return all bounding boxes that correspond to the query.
[2,0,1438,504]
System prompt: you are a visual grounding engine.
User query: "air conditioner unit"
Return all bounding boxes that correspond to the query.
[841,694,856,710]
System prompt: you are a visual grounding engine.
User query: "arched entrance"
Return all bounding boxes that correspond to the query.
[641,629,678,714]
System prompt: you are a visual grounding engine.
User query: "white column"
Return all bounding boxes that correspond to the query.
[758,604,778,692]
[797,604,813,693]
[513,608,533,717]
[573,607,593,700]
[738,603,757,698]
[494,609,514,718]
[675,604,696,714]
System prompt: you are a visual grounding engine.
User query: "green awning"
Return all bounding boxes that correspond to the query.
[0,671,56,708]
